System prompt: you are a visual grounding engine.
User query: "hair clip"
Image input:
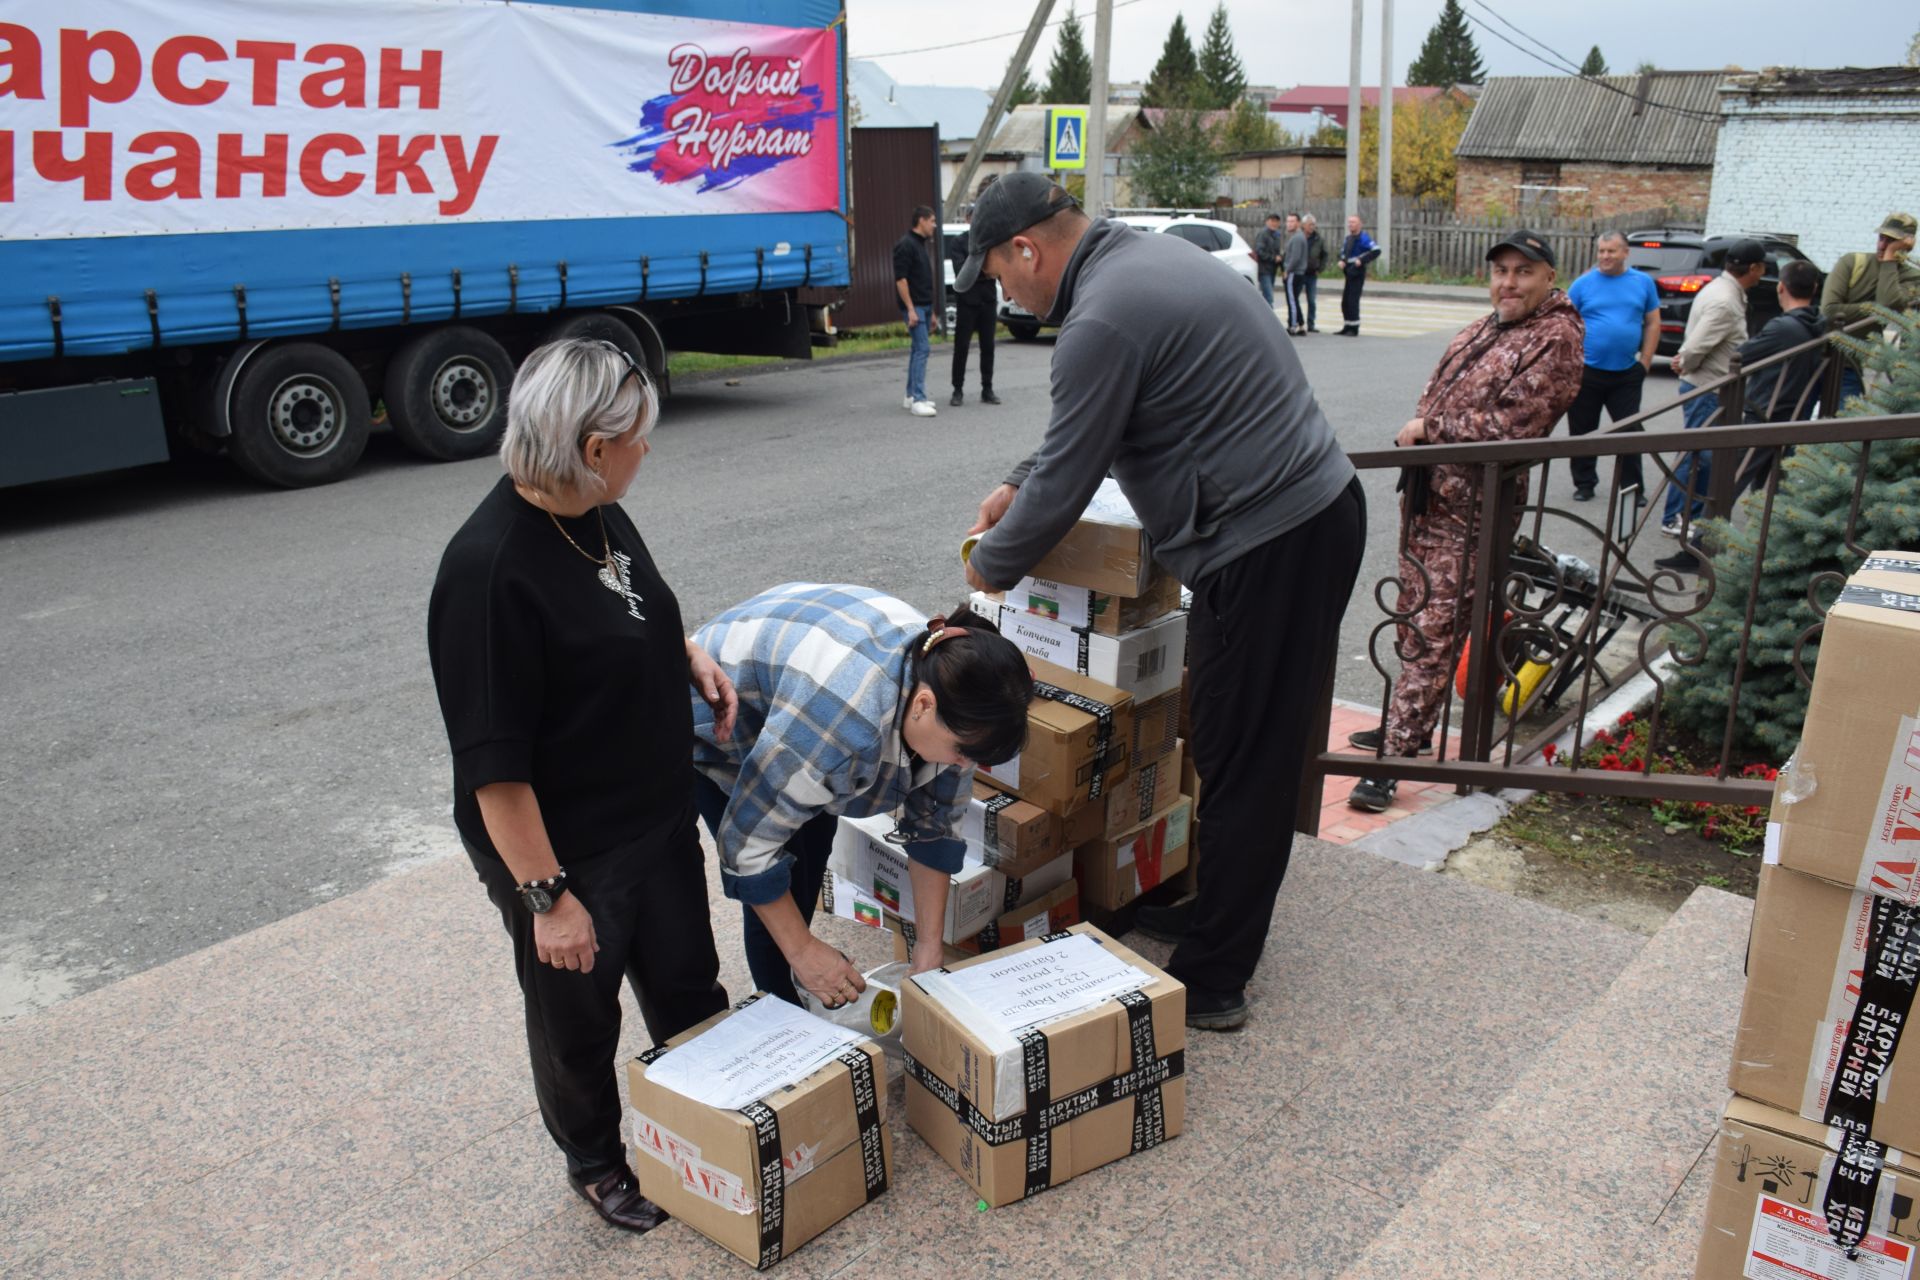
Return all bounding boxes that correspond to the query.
[923,615,967,654]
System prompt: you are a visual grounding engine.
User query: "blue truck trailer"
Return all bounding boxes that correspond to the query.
[0,0,850,487]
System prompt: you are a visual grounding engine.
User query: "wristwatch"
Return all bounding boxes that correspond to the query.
[518,871,568,914]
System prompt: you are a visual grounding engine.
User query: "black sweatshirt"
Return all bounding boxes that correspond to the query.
[428,476,693,861]
[893,229,934,307]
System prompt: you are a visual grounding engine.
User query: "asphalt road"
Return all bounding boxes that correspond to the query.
[0,297,1683,1013]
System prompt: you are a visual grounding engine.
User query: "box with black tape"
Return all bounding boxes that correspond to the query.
[975,656,1133,820]
[974,592,1187,706]
[963,782,1060,880]
[1103,741,1183,836]
[1076,797,1193,913]
[1694,1094,1918,1278]
[988,567,1182,637]
[902,923,1185,1207]
[627,995,891,1270]
[891,877,1083,963]
[1130,689,1182,772]
[1004,477,1156,599]
[827,813,1002,945]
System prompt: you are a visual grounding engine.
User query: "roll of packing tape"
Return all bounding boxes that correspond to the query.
[961,534,981,566]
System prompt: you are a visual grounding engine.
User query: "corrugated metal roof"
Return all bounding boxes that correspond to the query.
[1455,73,1723,166]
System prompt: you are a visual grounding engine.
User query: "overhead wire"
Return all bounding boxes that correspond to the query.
[858,0,1155,61]
[1458,0,1726,124]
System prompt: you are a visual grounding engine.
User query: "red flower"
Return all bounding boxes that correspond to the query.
[1745,805,1762,817]
[1617,712,1637,727]
[1704,816,1721,838]
[1542,743,1559,764]
[1595,730,1614,746]
[1693,801,1712,811]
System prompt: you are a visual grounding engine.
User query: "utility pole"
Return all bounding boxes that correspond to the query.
[1377,0,1394,273]
[1083,0,1114,215]
[945,0,1058,215]
[1343,0,1363,230]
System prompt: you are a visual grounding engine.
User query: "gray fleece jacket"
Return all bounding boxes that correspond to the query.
[969,219,1355,591]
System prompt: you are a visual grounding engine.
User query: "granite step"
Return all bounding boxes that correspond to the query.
[1338,885,1754,1280]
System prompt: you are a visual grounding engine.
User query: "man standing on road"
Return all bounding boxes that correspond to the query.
[894,205,940,418]
[1300,214,1328,333]
[1282,215,1311,336]
[1347,232,1583,813]
[955,174,1365,1032]
[1280,212,1305,333]
[1253,212,1284,309]
[1563,230,1659,502]
[1663,239,1764,534]
[1337,214,1381,336]
[1820,212,1920,411]
[947,210,1001,408]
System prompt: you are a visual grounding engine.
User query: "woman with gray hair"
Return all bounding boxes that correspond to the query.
[427,338,737,1235]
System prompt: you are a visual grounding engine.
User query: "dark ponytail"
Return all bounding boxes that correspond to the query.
[906,602,1033,766]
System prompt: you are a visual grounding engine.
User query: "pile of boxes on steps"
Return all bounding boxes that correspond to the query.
[1695,551,1920,1278]
[618,484,1195,1269]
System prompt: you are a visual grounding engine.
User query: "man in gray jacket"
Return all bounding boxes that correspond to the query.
[1281,219,1311,336]
[956,173,1365,1031]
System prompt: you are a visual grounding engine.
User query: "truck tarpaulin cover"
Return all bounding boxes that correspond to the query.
[0,0,843,239]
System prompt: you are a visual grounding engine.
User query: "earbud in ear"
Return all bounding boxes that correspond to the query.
[1022,248,1033,260]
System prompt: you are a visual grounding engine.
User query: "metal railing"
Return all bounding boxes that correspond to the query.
[1299,316,1919,833]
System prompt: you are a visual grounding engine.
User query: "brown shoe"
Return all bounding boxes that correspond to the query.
[570,1165,670,1233]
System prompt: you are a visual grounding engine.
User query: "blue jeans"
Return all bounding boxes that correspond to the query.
[1300,272,1319,329]
[1828,365,1865,416]
[693,774,837,1005]
[1257,268,1276,306]
[904,305,931,402]
[1663,380,1721,523]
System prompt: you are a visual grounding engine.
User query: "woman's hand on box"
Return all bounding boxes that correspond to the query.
[793,936,866,1008]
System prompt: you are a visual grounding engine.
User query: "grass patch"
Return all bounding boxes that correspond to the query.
[667,322,1022,379]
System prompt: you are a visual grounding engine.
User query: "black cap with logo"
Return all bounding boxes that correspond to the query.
[953,172,1081,292]
[1485,229,1557,270]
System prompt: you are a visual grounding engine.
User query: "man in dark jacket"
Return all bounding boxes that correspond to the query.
[955,174,1364,1032]
[1299,214,1327,333]
[893,205,939,417]
[1732,259,1828,495]
[948,218,1001,406]
[1337,214,1382,335]
[1252,212,1284,308]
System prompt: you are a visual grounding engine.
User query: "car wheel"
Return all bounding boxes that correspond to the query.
[1008,323,1041,342]
[384,325,516,461]
[227,342,371,487]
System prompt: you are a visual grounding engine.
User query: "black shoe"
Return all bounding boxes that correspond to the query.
[951,389,963,407]
[1186,988,1249,1031]
[1346,726,1433,755]
[980,388,1001,404]
[1654,544,1707,574]
[1307,326,1320,333]
[1134,897,1194,943]
[1339,326,1359,336]
[1348,777,1397,813]
[1573,486,1596,502]
[570,1166,670,1234]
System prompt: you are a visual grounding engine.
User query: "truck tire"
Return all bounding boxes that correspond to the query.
[543,311,655,385]
[383,325,516,461]
[1008,322,1041,342]
[226,342,371,488]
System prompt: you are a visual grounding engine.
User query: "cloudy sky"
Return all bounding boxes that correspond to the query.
[847,0,1904,93]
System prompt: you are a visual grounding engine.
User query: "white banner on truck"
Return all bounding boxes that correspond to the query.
[0,0,842,238]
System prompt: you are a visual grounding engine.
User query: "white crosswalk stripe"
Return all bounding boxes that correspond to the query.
[1343,297,1490,338]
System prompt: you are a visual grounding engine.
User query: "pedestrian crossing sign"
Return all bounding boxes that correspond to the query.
[1047,108,1088,170]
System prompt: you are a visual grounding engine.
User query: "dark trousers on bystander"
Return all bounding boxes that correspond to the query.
[1341,271,1366,330]
[1566,363,1647,495]
[468,798,728,1181]
[951,298,996,393]
[1168,477,1367,998]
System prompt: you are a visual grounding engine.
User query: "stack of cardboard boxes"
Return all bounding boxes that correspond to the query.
[1695,552,1920,1278]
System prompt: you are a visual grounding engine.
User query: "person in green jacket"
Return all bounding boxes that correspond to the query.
[1820,211,1920,410]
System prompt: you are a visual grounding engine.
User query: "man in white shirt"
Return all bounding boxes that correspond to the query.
[1663,239,1765,535]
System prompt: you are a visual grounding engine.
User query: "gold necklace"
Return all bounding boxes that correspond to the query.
[546,507,611,567]
[546,507,634,603]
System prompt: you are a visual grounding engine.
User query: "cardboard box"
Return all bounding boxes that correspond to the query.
[977,594,1187,706]
[1167,743,1203,898]
[1021,478,1155,598]
[891,878,1083,962]
[1076,798,1194,912]
[1694,1094,1917,1279]
[1130,689,1181,770]
[1728,864,1920,1154]
[976,656,1133,820]
[1767,551,1920,903]
[1180,745,1201,815]
[902,924,1185,1205]
[1104,742,1183,836]
[963,782,1059,880]
[627,1003,891,1269]
[990,568,1181,637]
[828,814,1002,944]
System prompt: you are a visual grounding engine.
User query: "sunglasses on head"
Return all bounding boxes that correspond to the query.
[597,339,646,396]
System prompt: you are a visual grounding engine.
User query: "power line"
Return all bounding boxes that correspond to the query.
[1458,0,1725,124]
[857,0,1153,61]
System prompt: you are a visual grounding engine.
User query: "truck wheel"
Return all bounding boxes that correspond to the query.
[543,311,655,384]
[226,343,371,488]
[1008,322,1041,342]
[384,325,515,461]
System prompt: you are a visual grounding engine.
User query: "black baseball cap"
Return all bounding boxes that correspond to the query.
[954,172,1080,292]
[1724,238,1767,269]
[1486,229,1556,269]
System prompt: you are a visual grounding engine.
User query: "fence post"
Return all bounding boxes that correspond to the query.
[1707,356,1746,519]
[1458,462,1516,764]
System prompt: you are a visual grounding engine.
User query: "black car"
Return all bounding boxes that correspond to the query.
[1623,228,1821,359]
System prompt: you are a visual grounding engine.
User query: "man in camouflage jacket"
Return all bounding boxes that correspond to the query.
[1349,231,1584,812]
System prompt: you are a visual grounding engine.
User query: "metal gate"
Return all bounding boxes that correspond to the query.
[841,127,941,331]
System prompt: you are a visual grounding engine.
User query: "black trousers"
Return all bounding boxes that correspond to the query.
[1341,271,1365,328]
[469,797,727,1179]
[951,297,995,392]
[1169,476,1368,996]
[1566,363,1647,493]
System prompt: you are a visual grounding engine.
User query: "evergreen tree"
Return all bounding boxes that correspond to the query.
[1008,64,1041,109]
[1580,45,1609,77]
[1044,5,1093,105]
[1128,110,1226,207]
[1141,14,1201,109]
[1406,0,1486,86]
[1218,96,1281,154]
[1195,4,1248,110]
[1666,311,1920,761]
[1635,60,1658,75]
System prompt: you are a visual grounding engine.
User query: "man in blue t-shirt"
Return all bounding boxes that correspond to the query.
[1564,231,1661,501]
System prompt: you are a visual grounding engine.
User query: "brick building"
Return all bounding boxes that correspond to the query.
[1453,72,1721,220]
[1706,67,1920,270]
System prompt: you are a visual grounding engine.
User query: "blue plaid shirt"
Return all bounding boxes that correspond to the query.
[690,584,971,905]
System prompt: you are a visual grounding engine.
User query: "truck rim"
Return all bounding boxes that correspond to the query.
[430,356,495,432]
[268,376,345,457]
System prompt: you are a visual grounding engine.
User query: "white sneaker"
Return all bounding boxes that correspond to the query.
[909,400,937,417]
[904,395,915,409]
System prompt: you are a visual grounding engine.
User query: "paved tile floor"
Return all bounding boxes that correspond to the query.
[1315,699,1461,843]
[0,826,1750,1279]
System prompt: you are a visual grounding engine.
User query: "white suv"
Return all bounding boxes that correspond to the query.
[1112,215,1260,288]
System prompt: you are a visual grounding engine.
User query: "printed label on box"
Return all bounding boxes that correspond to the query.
[1015,575,1092,630]
[1744,1194,1911,1279]
[1863,715,1920,904]
[631,1110,757,1215]
[1021,910,1050,940]
[981,752,1021,790]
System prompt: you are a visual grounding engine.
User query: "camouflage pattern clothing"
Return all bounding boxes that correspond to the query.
[1384,291,1585,757]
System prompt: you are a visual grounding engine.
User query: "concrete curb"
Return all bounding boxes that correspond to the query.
[1366,283,1487,303]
